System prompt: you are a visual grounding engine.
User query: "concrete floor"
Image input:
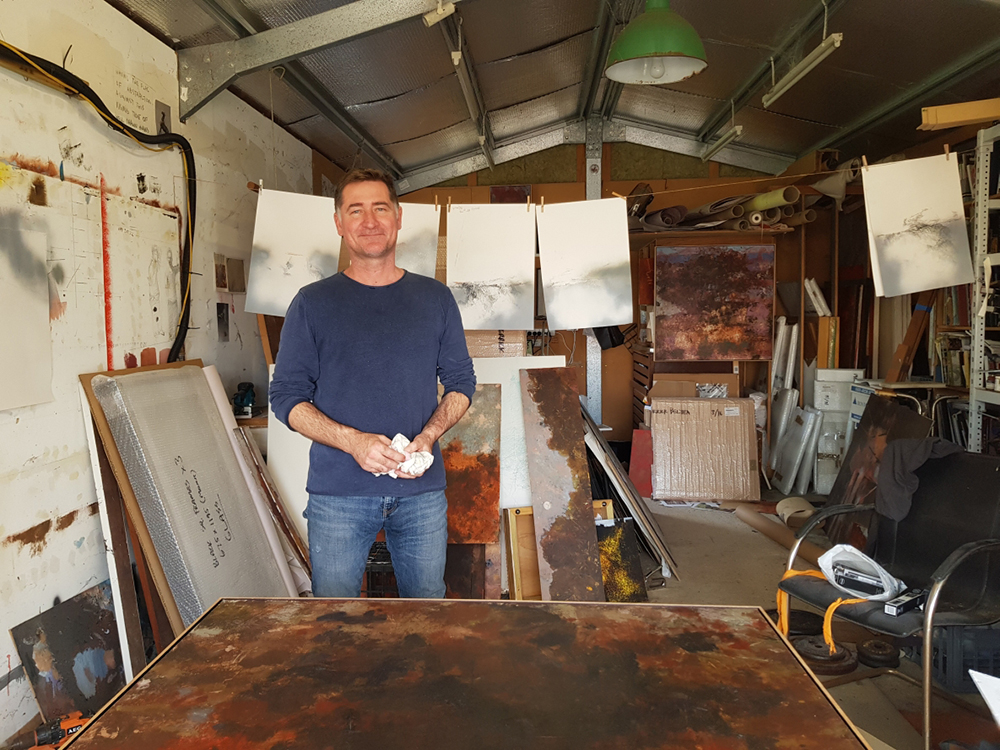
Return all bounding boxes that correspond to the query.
[640,502,1000,750]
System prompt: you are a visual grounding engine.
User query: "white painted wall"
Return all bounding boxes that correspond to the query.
[0,0,313,739]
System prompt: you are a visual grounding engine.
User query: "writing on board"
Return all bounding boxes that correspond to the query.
[175,456,232,568]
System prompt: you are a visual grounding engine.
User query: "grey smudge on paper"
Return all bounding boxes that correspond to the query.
[0,209,47,291]
[58,126,85,167]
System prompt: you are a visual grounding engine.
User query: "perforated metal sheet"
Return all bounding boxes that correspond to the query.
[460,0,600,63]
[385,119,480,171]
[735,106,838,156]
[347,74,468,145]
[668,40,772,101]
[231,69,320,126]
[298,17,454,106]
[287,115,366,169]
[672,0,819,49]
[241,0,354,24]
[615,87,720,134]
[489,85,581,141]
[761,64,904,128]
[477,31,591,112]
[103,0,229,47]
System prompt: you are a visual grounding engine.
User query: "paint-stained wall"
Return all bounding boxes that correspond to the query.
[0,0,312,740]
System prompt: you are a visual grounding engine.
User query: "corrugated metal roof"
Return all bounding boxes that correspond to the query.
[346,74,468,145]
[459,0,600,64]
[489,85,581,141]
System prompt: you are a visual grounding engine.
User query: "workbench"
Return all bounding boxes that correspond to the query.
[64,598,869,749]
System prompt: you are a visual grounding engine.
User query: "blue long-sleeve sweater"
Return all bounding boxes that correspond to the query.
[269,271,476,497]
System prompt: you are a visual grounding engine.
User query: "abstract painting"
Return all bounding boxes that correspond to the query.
[0,224,53,411]
[395,202,440,279]
[520,367,604,602]
[446,204,536,330]
[863,154,975,298]
[441,383,501,545]
[67,598,868,750]
[535,198,633,330]
[654,244,774,361]
[245,189,339,317]
[10,581,125,720]
[824,395,931,548]
[596,519,648,603]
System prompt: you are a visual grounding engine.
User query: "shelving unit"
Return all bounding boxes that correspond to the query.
[968,123,1000,452]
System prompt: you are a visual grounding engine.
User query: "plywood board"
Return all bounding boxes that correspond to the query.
[0,227,53,410]
[245,189,339,317]
[535,198,633,330]
[10,581,126,720]
[64,598,870,750]
[862,154,974,298]
[395,202,440,278]
[520,367,604,602]
[441,383,501,545]
[472,356,565,509]
[654,244,774,361]
[446,204,535,329]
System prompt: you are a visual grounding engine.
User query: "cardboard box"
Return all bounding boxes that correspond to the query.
[652,372,740,398]
[813,381,852,412]
[650,397,759,501]
[647,380,697,400]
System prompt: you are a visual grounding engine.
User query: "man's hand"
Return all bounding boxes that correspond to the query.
[395,432,434,479]
[348,432,407,474]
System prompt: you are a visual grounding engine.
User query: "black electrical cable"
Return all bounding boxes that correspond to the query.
[0,42,196,362]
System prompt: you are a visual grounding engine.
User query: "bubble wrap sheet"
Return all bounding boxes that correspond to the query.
[93,366,291,626]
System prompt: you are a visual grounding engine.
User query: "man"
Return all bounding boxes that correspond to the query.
[269,168,475,598]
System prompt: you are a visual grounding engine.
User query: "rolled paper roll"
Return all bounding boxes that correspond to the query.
[695,204,746,223]
[718,218,751,231]
[747,211,763,225]
[763,207,782,223]
[785,209,817,226]
[782,204,796,217]
[686,194,753,218]
[742,185,801,212]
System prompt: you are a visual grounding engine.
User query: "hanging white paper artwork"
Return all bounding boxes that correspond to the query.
[446,204,536,330]
[535,198,632,330]
[395,203,440,279]
[0,227,53,411]
[245,189,340,317]
[862,154,974,298]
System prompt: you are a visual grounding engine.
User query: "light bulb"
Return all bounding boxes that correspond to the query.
[649,58,665,80]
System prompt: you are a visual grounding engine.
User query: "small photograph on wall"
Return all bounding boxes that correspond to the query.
[654,244,775,361]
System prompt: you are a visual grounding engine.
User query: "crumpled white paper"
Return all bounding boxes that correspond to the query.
[373,433,434,479]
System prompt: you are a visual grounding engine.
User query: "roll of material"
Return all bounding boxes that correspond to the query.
[747,211,763,225]
[782,204,796,217]
[696,204,745,223]
[777,497,818,529]
[687,194,753,218]
[762,207,782,223]
[785,209,817,226]
[742,186,801,212]
[719,218,751,231]
[641,204,688,231]
[734,505,824,567]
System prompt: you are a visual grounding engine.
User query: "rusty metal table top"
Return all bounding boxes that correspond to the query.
[65,598,868,750]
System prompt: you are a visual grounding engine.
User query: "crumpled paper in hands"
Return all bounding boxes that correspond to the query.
[373,433,434,479]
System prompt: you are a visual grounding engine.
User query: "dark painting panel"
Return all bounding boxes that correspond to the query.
[442,383,502,545]
[654,244,775,361]
[520,368,604,602]
[824,395,932,547]
[11,580,125,720]
[68,599,866,750]
[596,519,648,603]
[444,544,486,599]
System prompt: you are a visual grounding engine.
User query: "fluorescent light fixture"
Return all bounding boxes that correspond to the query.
[604,0,707,85]
[762,33,843,109]
[701,125,743,162]
[422,0,455,27]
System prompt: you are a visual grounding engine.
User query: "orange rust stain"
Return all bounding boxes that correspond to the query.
[55,509,79,531]
[9,154,58,178]
[4,519,52,556]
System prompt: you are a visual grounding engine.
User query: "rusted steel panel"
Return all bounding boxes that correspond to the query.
[66,599,867,750]
[442,383,501,545]
[519,367,604,602]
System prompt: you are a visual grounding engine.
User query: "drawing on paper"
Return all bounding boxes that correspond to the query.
[245,189,340,317]
[863,153,974,298]
[395,202,439,279]
[535,198,633,330]
[654,244,774,361]
[446,204,536,330]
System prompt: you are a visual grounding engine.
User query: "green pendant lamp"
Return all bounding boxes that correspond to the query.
[604,0,707,84]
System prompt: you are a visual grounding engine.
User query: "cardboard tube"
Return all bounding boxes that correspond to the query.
[702,204,745,222]
[742,186,801,212]
[782,204,795,217]
[763,207,782,223]
[734,505,824,567]
[719,218,750,231]
[785,209,817,227]
[747,211,763,225]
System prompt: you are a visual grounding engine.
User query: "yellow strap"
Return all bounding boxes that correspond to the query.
[822,597,867,655]
[775,569,827,636]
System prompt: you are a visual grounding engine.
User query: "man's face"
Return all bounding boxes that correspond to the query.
[334,180,402,261]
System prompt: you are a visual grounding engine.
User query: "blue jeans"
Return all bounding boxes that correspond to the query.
[305,490,448,598]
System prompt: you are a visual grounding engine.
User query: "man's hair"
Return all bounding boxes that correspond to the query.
[334,168,399,213]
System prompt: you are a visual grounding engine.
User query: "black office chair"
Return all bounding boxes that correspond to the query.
[778,451,1000,750]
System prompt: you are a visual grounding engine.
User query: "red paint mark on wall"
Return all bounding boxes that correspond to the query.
[101,174,113,371]
[140,347,156,366]
[124,353,138,369]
